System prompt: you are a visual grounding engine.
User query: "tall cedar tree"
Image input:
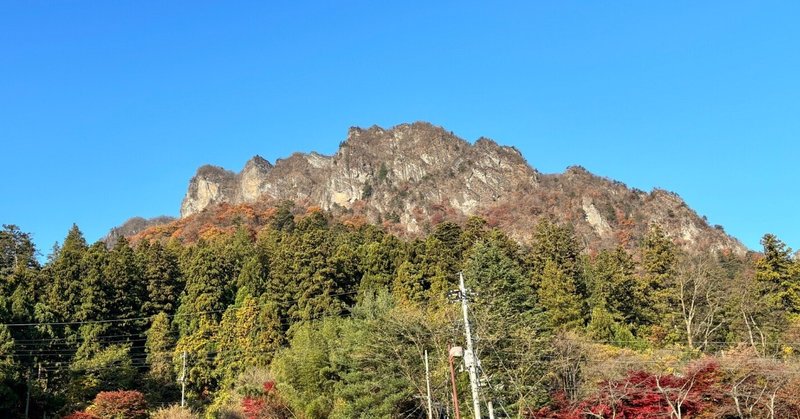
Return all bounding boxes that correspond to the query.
[0,225,41,333]
[145,312,176,387]
[0,325,18,414]
[392,260,426,305]
[529,220,583,284]
[528,220,587,323]
[236,252,269,299]
[638,225,677,332]
[178,240,235,333]
[289,211,346,323]
[586,247,638,325]
[0,224,40,358]
[464,238,551,412]
[756,233,800,313]
[76,242,111,323]
[0,224,38,280]
[105,237,146,340]
[45,224,87,323]
[143,312,180,404]
[425,221,464,300]
[357,233,400,294]
[538,260,583,330]
[139,241,182,316]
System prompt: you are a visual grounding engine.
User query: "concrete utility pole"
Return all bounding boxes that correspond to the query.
[458,272,482,419]
[425,350,433,419]
[180,350,187,407]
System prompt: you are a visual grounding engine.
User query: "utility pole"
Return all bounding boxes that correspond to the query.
[448,344,462,419]
[180,350,187,407]
[425,350,433,419]
[487,401,496,419]
[458,272,482,419]
[24,368,31,419]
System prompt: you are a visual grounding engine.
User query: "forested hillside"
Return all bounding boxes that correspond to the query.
[1,203,799,418]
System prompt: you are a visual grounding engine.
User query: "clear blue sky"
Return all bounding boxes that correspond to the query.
[2,1,798,255]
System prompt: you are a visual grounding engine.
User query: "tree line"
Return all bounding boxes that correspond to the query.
[1,202,799,418]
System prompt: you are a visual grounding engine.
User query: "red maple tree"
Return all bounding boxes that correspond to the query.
[534,359,722,418]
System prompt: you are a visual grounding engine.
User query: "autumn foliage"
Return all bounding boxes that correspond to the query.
[90,390,148,419]
[535,360,722,418]
[63,413,98,419]
[241,381,292,419]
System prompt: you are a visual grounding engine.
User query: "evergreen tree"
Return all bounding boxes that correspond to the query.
[392,260,426,305]
[105,237,146,336]
[67,323,136,409]
[0,224,38,278]
[432,221,463,257]
[538,260,583,330]
[141,312,181,405]
[331,293,443,419]
[236,253,269,299]
[36,224,88,393]
[145,312,176,386]
[45,224,88,323]
[641,225,676,283]
[528,220,587,326]
[0,226,42,325]
[329,234,361,307]
[289,211,346,323]
[358,234,400,294]
[0,325,18,414]
[638,224,677,329]
[271,200,296,233]
[586,247,638,326]
[174,317,219,403]
[587,306,616,342]
[222,225,256,284]
[177,241,235,334]
[76,242,111,323]
[140,241,182,316]
[755,233,800,313]
[420,235,459,302]
[214,296,283,388]
[459,216,489,255]
[528,219,583,283]
[464,240,551,412]
[465,239,533,318]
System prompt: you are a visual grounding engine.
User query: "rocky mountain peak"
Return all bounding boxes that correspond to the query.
[171,122,746,255]
[243,155,273,172]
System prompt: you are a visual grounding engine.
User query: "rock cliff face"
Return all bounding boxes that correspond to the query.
[181,123,534,220]
[177,122,745,254]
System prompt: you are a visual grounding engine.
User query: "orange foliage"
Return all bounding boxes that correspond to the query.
[342,215,368,229]
[614,208,635,249]
[198,225,234,242]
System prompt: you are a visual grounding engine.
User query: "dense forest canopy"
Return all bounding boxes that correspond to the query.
[1,203,799,418]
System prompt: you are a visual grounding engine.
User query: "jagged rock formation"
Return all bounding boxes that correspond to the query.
[105,215,176,247]
[173,122,744,254]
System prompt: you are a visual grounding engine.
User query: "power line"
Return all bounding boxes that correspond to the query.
[1,290,359,328]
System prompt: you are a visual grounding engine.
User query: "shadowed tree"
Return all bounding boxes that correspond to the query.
[139,241,183,316]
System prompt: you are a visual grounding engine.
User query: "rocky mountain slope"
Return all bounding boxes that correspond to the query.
[136,122,745,254]
[105,215,176,247]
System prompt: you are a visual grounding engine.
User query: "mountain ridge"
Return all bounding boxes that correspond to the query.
[124,122,745,255]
